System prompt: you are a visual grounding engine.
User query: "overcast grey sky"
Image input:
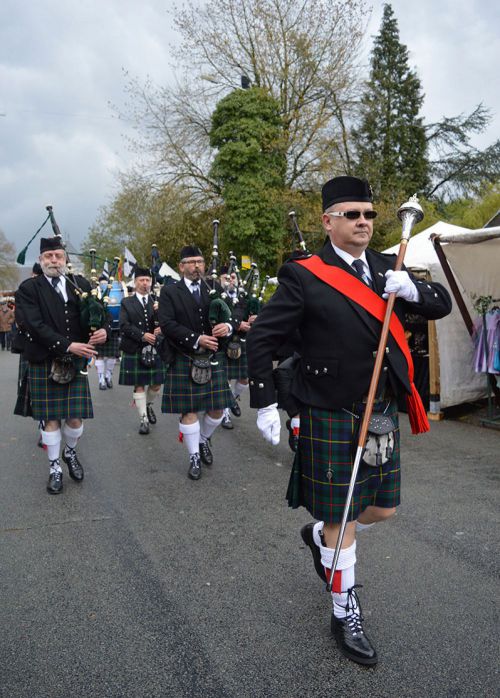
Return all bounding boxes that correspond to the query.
[1,0,498,264]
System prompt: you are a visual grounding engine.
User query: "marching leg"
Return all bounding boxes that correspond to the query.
[95,359,106,390]
[104,358,116,388]
[61,421,84,481]
[321,538,377,666]
[199,412,223,466]
[134,390,149,435]
[41,427,63,494]
[221,407,234,430]
[146,385,160,424]
[179,420,202,480]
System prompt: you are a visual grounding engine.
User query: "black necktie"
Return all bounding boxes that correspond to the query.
[51,277,64,299]
[192,282,201,305]
[352,259,373,289]
[142,296,149,323]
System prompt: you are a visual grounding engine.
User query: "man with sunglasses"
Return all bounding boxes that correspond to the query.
[158,245,234,480]
[247,176,451,666]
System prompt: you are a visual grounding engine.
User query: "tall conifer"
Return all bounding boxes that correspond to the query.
[353,4,428,200]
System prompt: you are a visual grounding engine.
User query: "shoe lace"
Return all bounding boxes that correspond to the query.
[190,454,201,468]
[344,585,364,636]
[64,448,78,465]
[50,461,62,479]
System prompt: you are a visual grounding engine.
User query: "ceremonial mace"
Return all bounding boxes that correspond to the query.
[326,195,424,592]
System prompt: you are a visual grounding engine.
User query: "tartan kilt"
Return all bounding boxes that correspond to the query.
[14,356,32,417]
[226,337,248,380]
[119,351,168,386]
[26,359,93,421]
[161,351,232,414]
[286,399,401,523]
[97,331,120,358]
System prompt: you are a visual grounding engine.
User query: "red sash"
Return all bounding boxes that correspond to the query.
[296,255,429,434]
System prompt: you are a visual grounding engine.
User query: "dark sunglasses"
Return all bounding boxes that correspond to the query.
[328,210,378,220]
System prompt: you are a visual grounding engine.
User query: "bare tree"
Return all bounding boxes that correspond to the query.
[0,230,19,290]
[121,0,369,197]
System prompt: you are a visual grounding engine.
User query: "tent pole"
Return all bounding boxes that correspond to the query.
[428,318,443,420]
[431,236,474,333]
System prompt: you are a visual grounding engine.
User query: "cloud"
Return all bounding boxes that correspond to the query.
[1,0,499,264]
[0,0,178,261]
[366,0,500,142]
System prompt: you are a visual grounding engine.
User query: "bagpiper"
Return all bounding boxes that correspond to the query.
[94,274,120,390]
[158,245,234,480]
[14,236,108,494]
[118,267,167,435]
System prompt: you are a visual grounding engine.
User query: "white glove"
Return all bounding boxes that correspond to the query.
[257,403,281,446]
[383,270,420,302]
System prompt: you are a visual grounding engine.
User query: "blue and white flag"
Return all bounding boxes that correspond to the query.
[123,247,137,278]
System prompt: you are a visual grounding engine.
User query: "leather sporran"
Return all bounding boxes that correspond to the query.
[226,338,242,360]
[362,413,395,468]
[190,356,212,385]
[140,344,158,368]
[49,356,76,384]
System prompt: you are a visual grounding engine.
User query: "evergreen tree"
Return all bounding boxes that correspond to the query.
[352,3,428,203]
[209,86,286,271]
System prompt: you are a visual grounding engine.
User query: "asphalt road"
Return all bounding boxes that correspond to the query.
[0,350,498,698]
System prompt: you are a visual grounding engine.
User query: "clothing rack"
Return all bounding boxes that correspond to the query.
[476,298,500,428]
[432,233,500,429]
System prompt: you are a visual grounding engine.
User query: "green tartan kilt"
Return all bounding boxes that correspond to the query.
[161,352,232,414]
[119,351,168,386]
[25,359,93,421]
[286,399,401,523]
[226,337,248,380]
[14,356,32,417]
[97,331,120,358]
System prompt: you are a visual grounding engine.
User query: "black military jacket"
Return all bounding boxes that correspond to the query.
[158,278,237,353]
[246,242,452,410]
[15,274,104,362]
[119,295,157,354]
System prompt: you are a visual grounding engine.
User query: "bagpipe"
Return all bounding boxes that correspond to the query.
[203,219,233,327]
[143,244,164,367]
[288,210,311,258]
[32,207,108,380]
[33,207,108,336]
[226,253,268,319]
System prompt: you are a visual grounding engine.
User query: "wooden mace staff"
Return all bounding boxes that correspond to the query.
[326,195,424,592]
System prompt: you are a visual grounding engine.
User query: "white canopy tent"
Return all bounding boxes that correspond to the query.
[384,222,500,409]
[158,261,181,281]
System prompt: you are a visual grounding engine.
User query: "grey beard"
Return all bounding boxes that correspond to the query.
[41,262,67,278]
